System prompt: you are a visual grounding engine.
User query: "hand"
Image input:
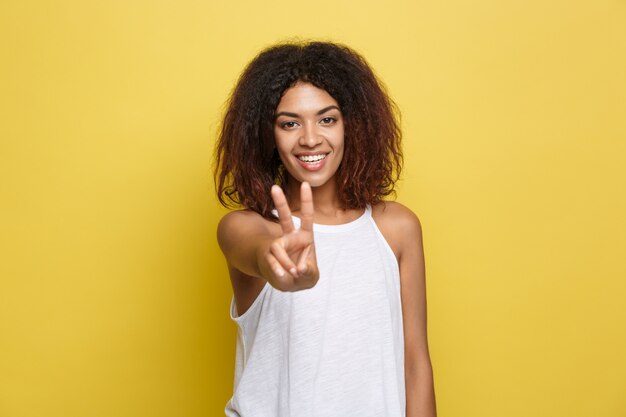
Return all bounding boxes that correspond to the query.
[261,182,319,292]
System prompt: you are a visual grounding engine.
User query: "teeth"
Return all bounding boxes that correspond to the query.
[298,154,326,163]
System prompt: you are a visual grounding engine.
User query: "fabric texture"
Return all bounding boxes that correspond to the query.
[225,205,405,417]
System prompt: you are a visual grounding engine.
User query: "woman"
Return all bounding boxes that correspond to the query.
[214,41,436,417]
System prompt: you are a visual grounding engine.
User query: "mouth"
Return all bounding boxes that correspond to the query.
[295,153,329,171]
[297,153,327,163]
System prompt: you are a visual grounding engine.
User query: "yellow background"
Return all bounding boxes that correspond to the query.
[1,0,625,416]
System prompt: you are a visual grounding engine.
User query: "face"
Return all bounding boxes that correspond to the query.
[273,82,345,190]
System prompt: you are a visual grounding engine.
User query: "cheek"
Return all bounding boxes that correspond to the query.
[334,130,345,155]
[273,130,299,161]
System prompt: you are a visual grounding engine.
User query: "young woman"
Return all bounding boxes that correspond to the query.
[214,41,436,417]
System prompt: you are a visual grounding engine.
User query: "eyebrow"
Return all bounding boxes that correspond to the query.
[275,105,340,119]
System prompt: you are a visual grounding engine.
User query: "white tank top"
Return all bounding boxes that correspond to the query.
[225,205,405,417]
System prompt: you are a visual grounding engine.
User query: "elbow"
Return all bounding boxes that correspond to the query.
[405,355,434,380]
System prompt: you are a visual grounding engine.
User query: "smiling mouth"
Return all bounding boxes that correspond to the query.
[297,154,327,163]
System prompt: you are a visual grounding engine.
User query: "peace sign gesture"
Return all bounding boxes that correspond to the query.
[264,181,319,292]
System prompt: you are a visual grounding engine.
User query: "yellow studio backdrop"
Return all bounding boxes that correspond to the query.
[0,0,624,416]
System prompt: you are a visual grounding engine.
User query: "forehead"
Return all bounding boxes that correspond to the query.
[276,82,339,112]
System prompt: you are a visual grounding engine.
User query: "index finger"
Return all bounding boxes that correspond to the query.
[271,185,295,234]
[299,182,314,232]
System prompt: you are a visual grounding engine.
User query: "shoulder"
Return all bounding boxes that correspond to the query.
[218,208,267,229]
[217,209,278,250]
[217,209,259,235]
[372,200,422,234]
[371,201,423,259]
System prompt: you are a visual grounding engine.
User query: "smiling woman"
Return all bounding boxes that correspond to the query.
[213,41,436,417]
[273,82,345,190]
[214,41,402,220]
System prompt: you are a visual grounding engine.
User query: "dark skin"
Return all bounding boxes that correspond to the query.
[217,82,436,416]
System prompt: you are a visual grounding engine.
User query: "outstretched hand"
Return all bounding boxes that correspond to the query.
[262,182,319,292]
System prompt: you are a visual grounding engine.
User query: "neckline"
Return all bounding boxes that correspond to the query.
[272,205,371,233]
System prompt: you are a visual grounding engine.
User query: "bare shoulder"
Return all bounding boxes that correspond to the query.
[371,201,423,259]
[372,200,422,234]
[217,209,267,231]
[216,209,278,252]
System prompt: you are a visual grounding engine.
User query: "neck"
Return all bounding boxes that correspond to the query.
[286,177,341,215]
[285,176,364,225]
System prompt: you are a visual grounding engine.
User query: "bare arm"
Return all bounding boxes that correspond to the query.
[397,207,436,417]
[217,209,275,278]
[374,202,436,416]
[216,182,319,293]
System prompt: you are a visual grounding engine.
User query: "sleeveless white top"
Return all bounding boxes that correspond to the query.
[225,205,405,417]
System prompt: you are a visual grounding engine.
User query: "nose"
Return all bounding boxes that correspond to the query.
[299,123,323,147]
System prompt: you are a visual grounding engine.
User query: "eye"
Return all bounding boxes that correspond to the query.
[280,120,299,129]
[320,117,336,125]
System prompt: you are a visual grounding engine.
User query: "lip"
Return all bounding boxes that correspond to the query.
[295,152,329,171]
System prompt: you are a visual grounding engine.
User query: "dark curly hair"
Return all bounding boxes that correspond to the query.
[214,40,403,219]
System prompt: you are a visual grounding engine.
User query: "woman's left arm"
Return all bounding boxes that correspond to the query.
[396,206,437,417]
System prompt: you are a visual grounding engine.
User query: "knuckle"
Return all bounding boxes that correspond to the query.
[270,241,282,252]
[265,255,277,269]
[272,277,287,291]
[273,276,293,292]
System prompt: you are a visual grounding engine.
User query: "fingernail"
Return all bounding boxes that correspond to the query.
[289,267,298,277]
[275,268,285,277]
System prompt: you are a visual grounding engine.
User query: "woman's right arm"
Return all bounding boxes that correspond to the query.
[217,209,276,279]
[216,182,319,293]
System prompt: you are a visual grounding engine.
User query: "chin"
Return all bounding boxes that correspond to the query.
[305,179,328,188]
[283,163,340,189]
[298,175,336,189]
